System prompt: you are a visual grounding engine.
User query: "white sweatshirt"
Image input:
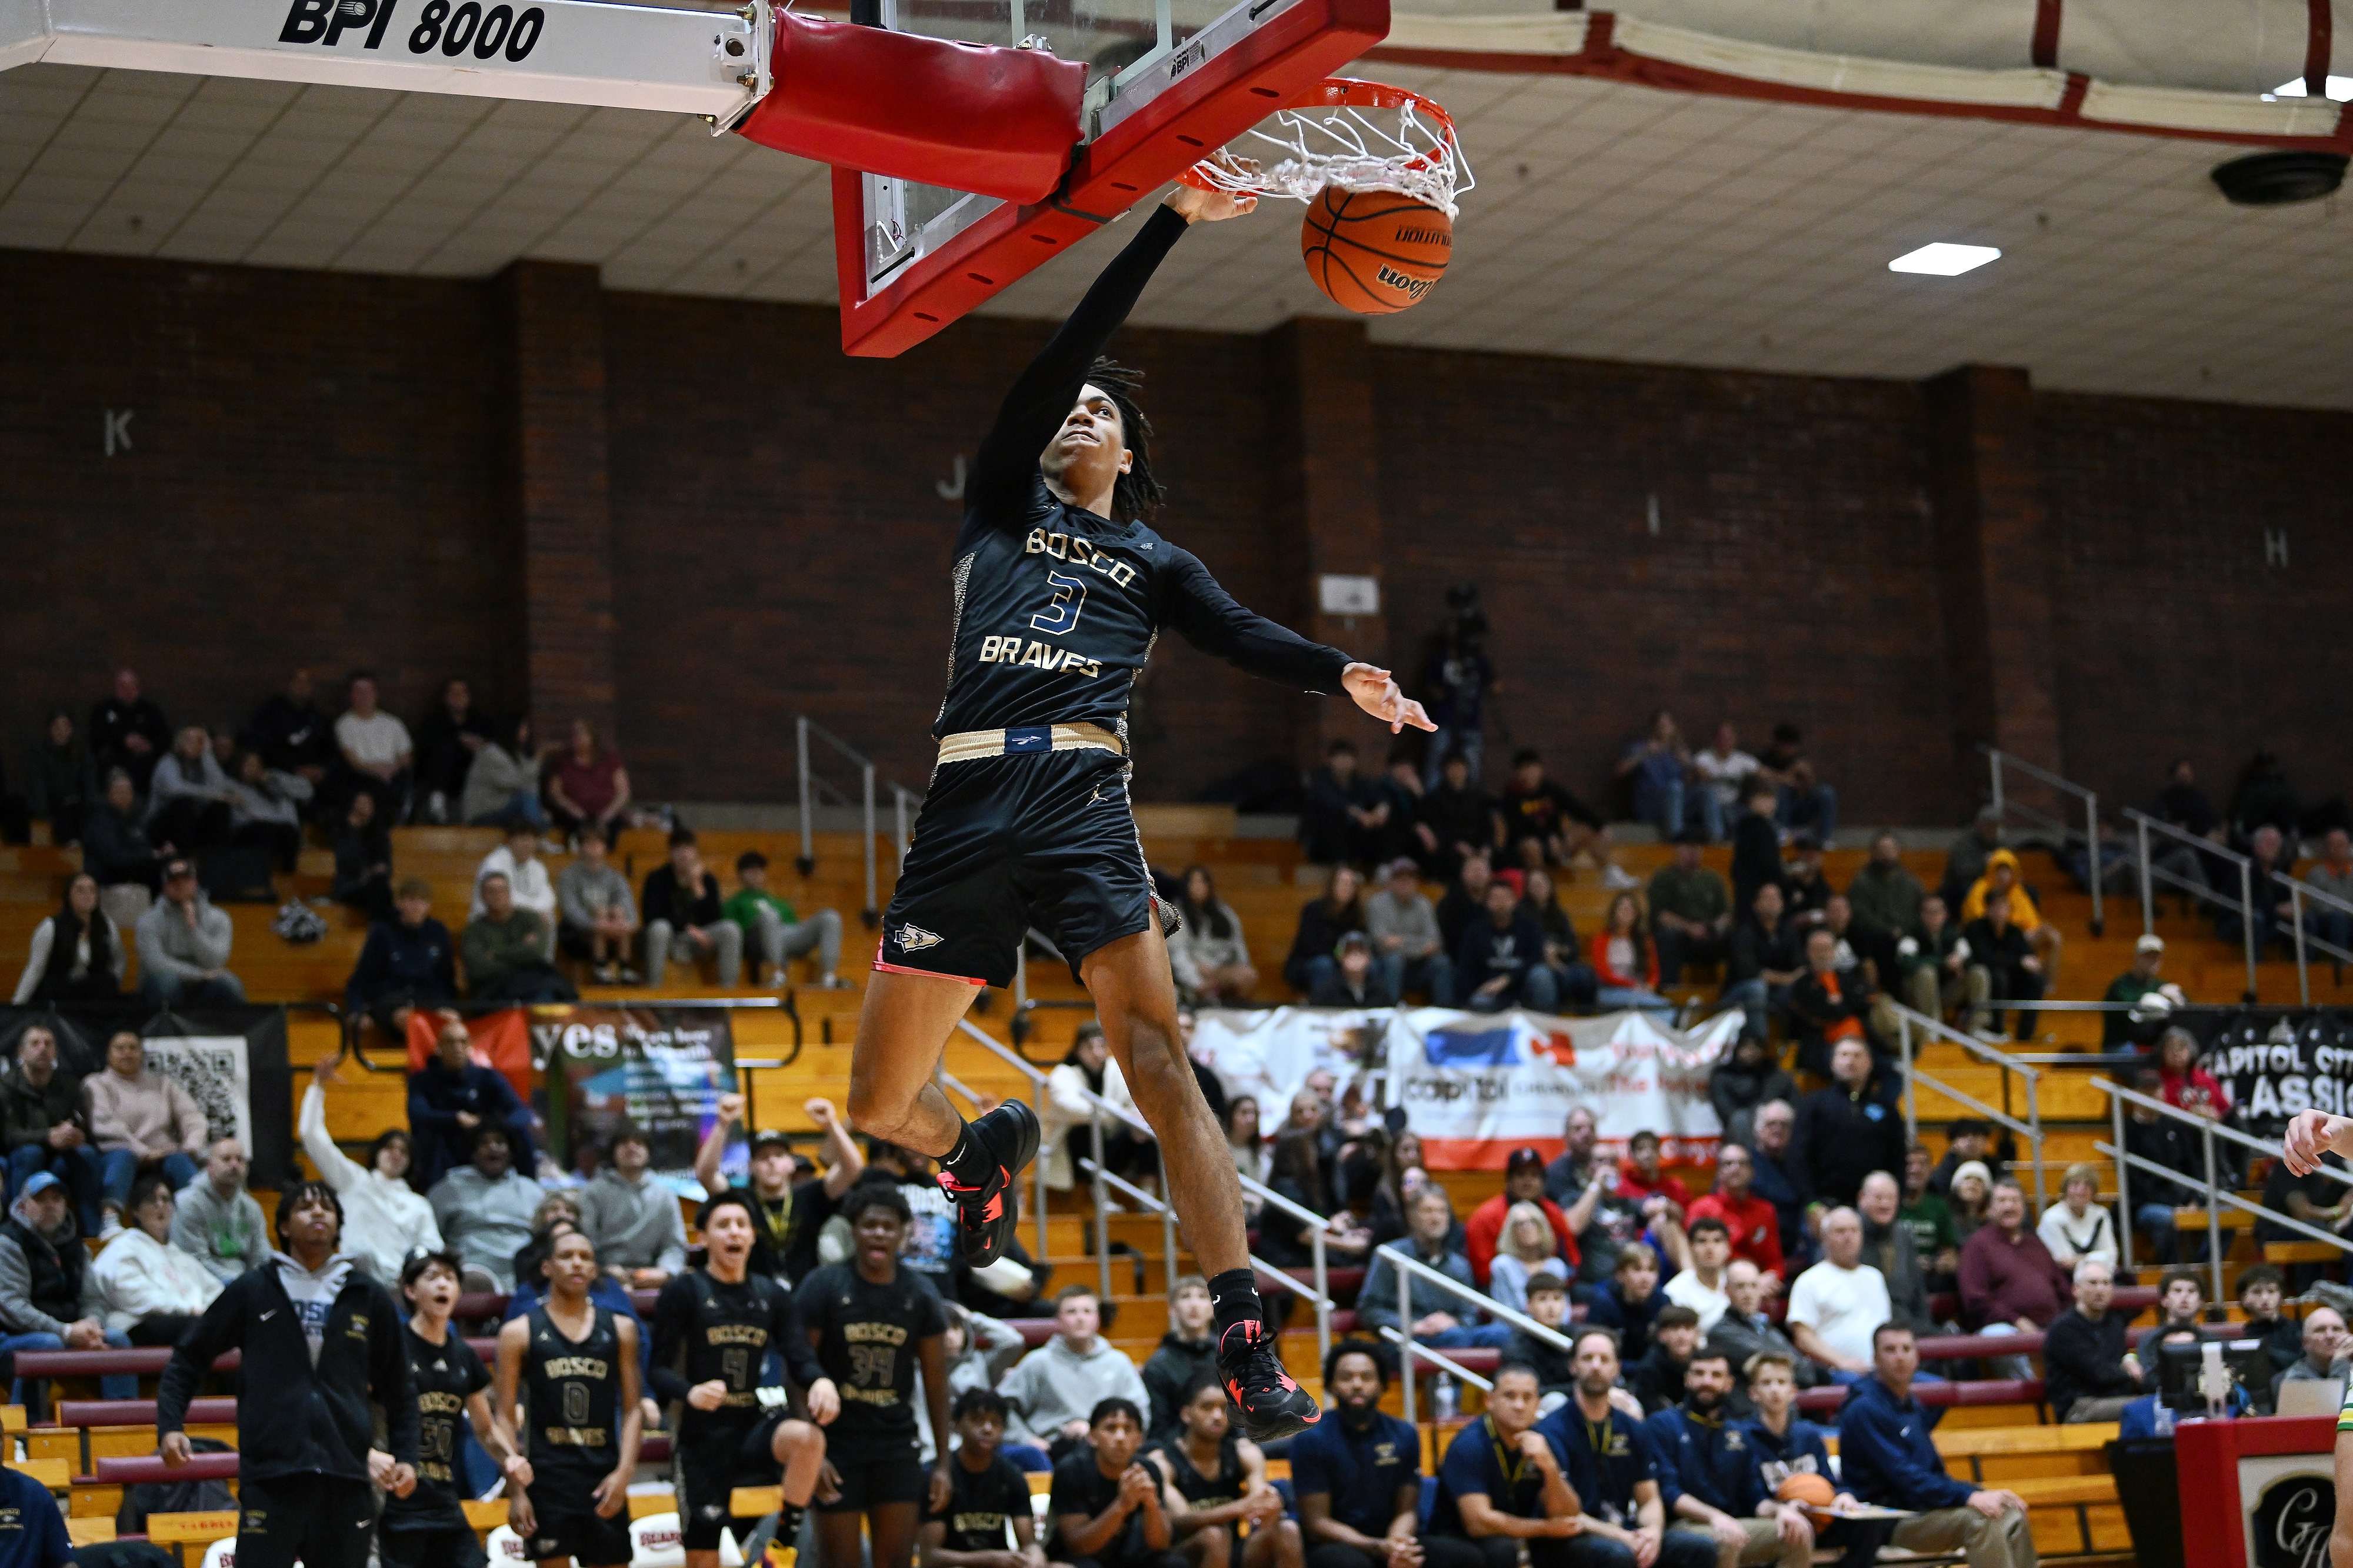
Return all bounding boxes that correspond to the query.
[300,1084,444,1283]
[89,1226,224,1335]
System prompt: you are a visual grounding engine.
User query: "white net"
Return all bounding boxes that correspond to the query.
[1185,79,1472,219]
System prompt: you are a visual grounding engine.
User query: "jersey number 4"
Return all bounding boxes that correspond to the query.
[1028,571,1088,636]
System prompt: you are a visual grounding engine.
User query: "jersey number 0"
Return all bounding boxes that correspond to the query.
[1029,571,1088,636]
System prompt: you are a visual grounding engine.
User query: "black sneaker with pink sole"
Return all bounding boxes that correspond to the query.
[939,1100,1039,1269]
[1219,1319,1322,1442]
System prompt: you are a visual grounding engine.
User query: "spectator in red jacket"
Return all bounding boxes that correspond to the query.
[1958,1178,2074,1380]
[1684,1143,1784,1286]
[1463,1147,1579,1286]
[1589,891,1674,1016]
[2154,1026,2231,1122]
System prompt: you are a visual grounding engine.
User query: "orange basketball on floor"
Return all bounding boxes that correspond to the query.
[1776,1474,1837,1512]
[1299,186,1452,315]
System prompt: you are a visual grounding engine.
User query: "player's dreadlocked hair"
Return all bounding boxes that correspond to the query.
[1088,357,1166,521]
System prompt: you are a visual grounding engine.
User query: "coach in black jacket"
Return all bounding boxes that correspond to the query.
[158,1179,419,1568]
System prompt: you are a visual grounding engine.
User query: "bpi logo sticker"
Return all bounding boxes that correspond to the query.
[279,0,549,62]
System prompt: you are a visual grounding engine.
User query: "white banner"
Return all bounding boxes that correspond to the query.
[1192,1006,1740,1169]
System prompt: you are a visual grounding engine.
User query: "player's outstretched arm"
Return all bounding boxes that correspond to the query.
[2285,1109,2353,1175]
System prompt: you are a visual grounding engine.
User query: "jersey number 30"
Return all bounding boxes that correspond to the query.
[1028,571,1088,636]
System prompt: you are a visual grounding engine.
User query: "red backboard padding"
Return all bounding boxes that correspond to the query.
[738,14,1085,205]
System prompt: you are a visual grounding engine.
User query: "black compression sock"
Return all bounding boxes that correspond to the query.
[1209,1269,1264,1337]
[939,1119,988,1185]
[776,1502,806,1545]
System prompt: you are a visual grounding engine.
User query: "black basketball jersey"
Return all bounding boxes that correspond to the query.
[385,1323,489,1530]
[1152,1436,1245,1512]
[932,205,1350,743]
[927,1452,1034,1553]
[650,1269,821,1440]
[524,1304,622,1477]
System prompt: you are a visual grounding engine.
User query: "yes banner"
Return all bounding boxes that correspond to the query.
[1193,1006,1741,1170]
[531,1005,738,1196]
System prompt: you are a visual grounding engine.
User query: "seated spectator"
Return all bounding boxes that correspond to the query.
[1366,858,1452,1005]
[1845,830,1924,938]
[472,816,555,920]
[1509,1275,1578,1400]
[1418,752,1497,882]
[1625,1304,1702,1414]
[1785,928,1879,1078]
[90,668,168,793]
[1617,1130,1692,1236]
[1042,1025,1146,1195]
[1001,1286,1151,1459]
[1466,1147,1578,1286]
[579,1123,688,1286]
[1706,1039,1792,1153]
[1139,1276,1217,1440]
[300,1057,440,1282]
[225,749,310,872]
[1643,1347,1810,1567]
[84,1031,205,1239]
[1589,892,1673,1016]
[1687,1145,1784,1285]
[1435,852,1493,960]
[929,1387,1051,1553]
[1536,1329,1713,1568]
[1897,893,1975,1026]
[332,670,414,818]
[462,714,548,828]
[1301,740,1388,868]
[1947,1163,1993,1248]
[1378,755,1429,869]
[2271,1306,2348,1406]
[1311,932,1398,1008]
[26,709,95,848]
[1784,1208,1888,1383]
[1741,1353,1885,1563]
[1747,1102,1807,1267]
[1497,750,1630,887]
[1487,1202,1571,1315]
[2237,1265,2305,1387]
[1939,808,2004,911]
[546,718,631,847]
[1961,857,2061,1012]
[429,1123,546,1291]
[1707,1262,1811,1390]
[1361,1185,1512,1350]
[1756,724,1834,844]
[0,1172,136,1410]
[346,878,457,1038]
[1168,865,1257,1005]
[408,1017,537,1189]
[1046,1397,1185,1568]
[1722,883,1801,1040]
[2117,1071,2199,1264]
[1778,839,1832,931]
[2099,935,2177,1049]
[1225,1097,1265,1199]
[2221,824,2299,954]
[2154,1026,2230,1121]
[330,790,395,923]
[242,666,336,796]
[1664,1216,1732,1332]
[1145,1376,1299,1568]
[12,873,124,1005]
[1967,885,2042,1031]
[642,827,744,987]
[412,678,493,825]
[2041,1257,2144,1424]
[724,849,848,990]
[2306,828,2353,960]
[1290,1340,1462,1568]
[84,769,168,895]
[1727,785,1785,922]
[463,870,573,1002]
[1455,878,1557,1014]
[2135,1267,2208,1366]
[1687,725,1755,846]
[1927,1119,2005,1197]
[144,725,235,852]
[0,1027,99,1233]
[1427,1359,1588,1568]
[1959,1179,2072,1377]
[557,830,641,985]
[1855,1173,1931,1333]
[89,1171,222,1346]
[2035,1163,2117,1271]
[1838,1324,2034,1566]
[1793,1039,1903,1210]
[1285,866,1367,996]
[1582,1242,1669,1365]
[171,1137,269,1282]
[1648,833,1731,985]
[1615,709,1701,841]
[1519,869,1595,1009]
[1900,1144,1960,1289]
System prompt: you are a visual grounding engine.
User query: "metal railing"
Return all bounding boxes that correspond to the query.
[794,715,919,928]
[1374,1243,1576,1426]
[1888,999,2046,1216]
[1982,746,2104,937]
[2095,1077,2353,1303]
[2125,809,2258,1002]
[2284,878,2353,1007]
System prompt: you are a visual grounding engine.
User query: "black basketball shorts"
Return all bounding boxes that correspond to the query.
[676,1410,792,1550]
[878,743,1154,990]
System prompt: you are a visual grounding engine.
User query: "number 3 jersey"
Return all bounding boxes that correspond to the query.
[647,1269,826,1442]
[931,205,1352,746]
[792,1262,949,1453]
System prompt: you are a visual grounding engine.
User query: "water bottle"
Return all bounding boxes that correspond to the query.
[1433,1372,1458,1420]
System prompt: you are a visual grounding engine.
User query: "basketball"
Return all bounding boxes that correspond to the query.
[1299,186,1452,314]
[1777,1474,1837,1512]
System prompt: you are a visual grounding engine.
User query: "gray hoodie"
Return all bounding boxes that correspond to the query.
[0,1191,89,1337]
[578,1168,687,1274]
[136,894,236,986]
[994,1332,1150,1446]
[556,859,638,933]
[173,1176,271,1283]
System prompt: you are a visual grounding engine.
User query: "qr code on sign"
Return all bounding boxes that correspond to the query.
[140,1036,250,1152]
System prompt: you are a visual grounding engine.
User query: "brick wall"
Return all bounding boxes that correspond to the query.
[3,243,2345,825]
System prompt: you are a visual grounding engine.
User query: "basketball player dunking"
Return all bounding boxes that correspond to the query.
[494,1229,645,1568]
[846,175,1432,1442]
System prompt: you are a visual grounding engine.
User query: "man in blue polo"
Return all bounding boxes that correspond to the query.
[1642,1349,1805,1567]
[0,1460,71,1568]
[1838,1323,2036,1568]
[1426,1361,1581,1568]
[1535,1329,1713,1568]
[1289,1341,1480,1568]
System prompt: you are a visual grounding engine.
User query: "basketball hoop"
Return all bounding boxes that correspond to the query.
[1182,78,1472,219]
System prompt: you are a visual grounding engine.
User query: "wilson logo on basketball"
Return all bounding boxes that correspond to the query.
[1392,228,1451,248]
[1375,266,1435,300]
